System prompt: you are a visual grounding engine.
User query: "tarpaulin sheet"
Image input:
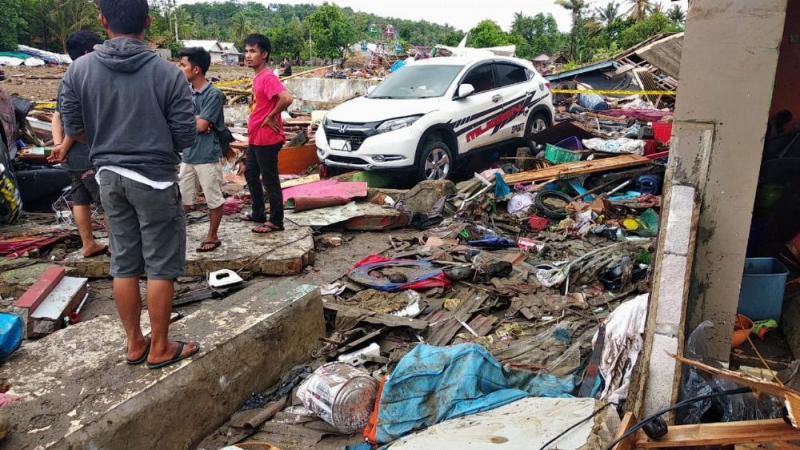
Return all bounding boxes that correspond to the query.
[373,344,528,444]
[282,179,368,206]
[349,256,450,292]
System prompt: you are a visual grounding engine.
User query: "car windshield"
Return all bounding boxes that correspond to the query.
[368,65,463,99]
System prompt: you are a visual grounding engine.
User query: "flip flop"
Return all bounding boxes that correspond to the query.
[242,213,266,223]
[83,245,109,258]
[196,240,221,253]
[146,341,200,370]
[252,222,284,234]
[126,337,151,365]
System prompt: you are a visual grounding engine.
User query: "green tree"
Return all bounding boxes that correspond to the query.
[510,12,563,58]
[269,19,306,62]
[467,20,511,48]
[626,0,655,22]
[667,5,686,25]
[618,11,679,49]
[556,0,589,28]
[1,0,24,50]
[304,3,358,61]
[596,1,621,27]
[18,0,100,52]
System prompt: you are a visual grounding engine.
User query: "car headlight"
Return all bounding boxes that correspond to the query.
[376,115,422,134]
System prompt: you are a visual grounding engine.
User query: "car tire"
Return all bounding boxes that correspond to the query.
[415,136,453,182]
[525,110,551,142]
[534,190,572,220]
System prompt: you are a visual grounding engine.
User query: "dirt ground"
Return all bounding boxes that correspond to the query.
[0,64,301,102]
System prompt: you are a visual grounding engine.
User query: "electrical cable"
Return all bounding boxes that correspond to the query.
[536,387,753,450]
[537,402,616,450]
[601,387,753,450]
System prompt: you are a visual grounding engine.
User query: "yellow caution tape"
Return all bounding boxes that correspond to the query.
[551,89,676,96]
[33,102,56,110]
[215,78,251,88]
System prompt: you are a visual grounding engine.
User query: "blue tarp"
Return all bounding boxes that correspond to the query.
[375,344,529,444]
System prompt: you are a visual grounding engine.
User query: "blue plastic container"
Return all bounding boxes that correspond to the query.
[0,313,24,361]
[736,258,789,321]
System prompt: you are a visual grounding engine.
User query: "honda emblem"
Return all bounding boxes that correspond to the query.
[339,124,348,133]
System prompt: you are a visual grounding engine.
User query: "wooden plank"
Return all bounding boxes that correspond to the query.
[280,174,321,189]
[323,301,428,330]
[503,154,651,185]
[13,266,65,311]
[674,355,800,427]
[612,412,637,450]
[636,419,800,448]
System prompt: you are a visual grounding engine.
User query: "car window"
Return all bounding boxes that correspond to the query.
[368,65,463,99]
[493,63,528,88]
[461,64,495,94]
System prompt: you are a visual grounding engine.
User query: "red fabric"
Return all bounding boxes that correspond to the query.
[0,235,67,259]
[643,139,658,156]
[528,216,550,232]
[352,255,391,269]
[247,69,287,146]
[283,179,368,203]
[403,273,450,291]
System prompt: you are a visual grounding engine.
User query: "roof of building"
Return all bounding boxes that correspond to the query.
[181,40,223,52]
[218,42,242,55]
[545,60,619,82]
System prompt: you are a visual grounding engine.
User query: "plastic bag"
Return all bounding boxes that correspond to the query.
[678,321,785,424]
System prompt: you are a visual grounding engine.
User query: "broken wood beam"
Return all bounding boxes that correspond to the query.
[323,302,427,330]
[674,354,800,427]
[635,419,800,448]
[502,154,651,185]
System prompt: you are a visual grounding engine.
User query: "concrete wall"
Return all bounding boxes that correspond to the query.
[283,77,381,110]
[637,0,788,418]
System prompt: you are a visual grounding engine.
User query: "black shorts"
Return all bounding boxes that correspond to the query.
[69,169,102,210]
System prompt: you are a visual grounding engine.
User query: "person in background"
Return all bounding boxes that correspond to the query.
[60,0,199,369]
[280,57,292,77]
[49,30,108,258]
[177,47,226,252]
[242,34,293,234]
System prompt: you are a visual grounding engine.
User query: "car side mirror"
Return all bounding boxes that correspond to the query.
[366,85,377,95]
[456,84,475,99]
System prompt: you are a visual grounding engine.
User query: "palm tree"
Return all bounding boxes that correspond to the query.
[556,0,589,28]
[595,1,620,27]
[667,5,686,24]
[625,0,655,22]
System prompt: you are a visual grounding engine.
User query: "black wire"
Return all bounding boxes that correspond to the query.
[537,402,616,450]
[601,387,753,450]
[536,387,753,450]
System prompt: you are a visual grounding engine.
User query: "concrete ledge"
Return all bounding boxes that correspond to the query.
[63,220,315,278]
[2,281,324,449]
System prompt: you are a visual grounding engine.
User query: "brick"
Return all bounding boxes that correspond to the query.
[13,266,65,311]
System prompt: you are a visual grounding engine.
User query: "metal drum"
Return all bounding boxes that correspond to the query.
[297,362,378,434]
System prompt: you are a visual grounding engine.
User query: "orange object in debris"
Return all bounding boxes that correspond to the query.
[278,143,319,175]
[732,314,754,348]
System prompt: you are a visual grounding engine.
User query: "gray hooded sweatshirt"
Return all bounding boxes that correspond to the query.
[60,38,196,182]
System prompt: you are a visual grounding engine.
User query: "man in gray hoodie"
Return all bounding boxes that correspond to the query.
[60,0,199,369]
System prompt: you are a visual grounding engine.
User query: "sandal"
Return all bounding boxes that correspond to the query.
[242,213,266,223]
[252,222,284,234]
[146,341,200,370]
[196,240,221,253]
[126,337,151,365]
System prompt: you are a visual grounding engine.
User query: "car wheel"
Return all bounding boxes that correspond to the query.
[416,137,453,181]
[525,111,551,140]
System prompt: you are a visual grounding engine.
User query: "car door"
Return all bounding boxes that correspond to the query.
[491,62,533,142]
[451,62,502,153]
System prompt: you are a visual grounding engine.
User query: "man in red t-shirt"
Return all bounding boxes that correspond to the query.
[243,34,294,233]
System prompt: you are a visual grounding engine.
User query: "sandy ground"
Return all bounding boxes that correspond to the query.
[0,64,306,102]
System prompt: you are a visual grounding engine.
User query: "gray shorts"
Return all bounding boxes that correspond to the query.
[97,170,186,280]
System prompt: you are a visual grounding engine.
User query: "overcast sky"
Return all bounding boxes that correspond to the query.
[177,0,690,32]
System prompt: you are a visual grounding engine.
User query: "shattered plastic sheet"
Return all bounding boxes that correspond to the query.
[597,293,648,404]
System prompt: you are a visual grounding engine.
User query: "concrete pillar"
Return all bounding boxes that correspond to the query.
[637,0,788,417]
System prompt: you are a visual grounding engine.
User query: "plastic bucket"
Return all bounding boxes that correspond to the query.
[736,258,789,321]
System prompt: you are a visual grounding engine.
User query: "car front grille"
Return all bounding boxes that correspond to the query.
[327,155,369,165]
[325,131,366,151]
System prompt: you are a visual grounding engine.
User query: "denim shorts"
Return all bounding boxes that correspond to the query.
[97,170,186,280]
[69,169,102,210]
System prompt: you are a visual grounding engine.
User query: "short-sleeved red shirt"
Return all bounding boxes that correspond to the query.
[248,69,287,146]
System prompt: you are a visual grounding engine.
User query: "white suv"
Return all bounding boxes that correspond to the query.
[316,55,555,181]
